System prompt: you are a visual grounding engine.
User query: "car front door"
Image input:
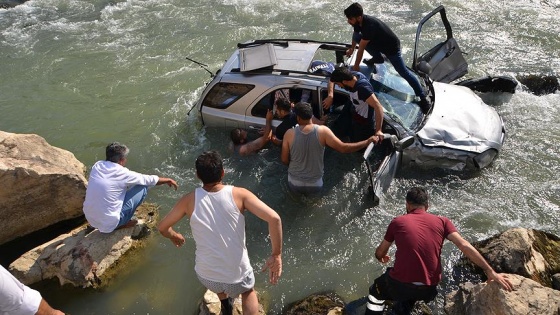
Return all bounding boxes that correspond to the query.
[412,5,468,83]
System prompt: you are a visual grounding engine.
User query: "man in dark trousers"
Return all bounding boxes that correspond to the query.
[364,187,513,314]
[344,2,430,113]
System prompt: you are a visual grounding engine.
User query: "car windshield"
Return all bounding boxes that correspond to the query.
[370,63,424,131]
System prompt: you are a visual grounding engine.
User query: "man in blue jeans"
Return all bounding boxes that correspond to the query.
[344,2,430,113]
[83,142,178,233]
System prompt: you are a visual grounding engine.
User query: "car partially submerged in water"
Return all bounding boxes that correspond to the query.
[192,5,516,202]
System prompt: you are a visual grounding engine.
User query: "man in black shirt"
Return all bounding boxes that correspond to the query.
[271,98,297,146]
[344,2,430,113]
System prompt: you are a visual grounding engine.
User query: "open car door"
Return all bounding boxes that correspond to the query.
[412,5,468,83]
[363,135,413,205]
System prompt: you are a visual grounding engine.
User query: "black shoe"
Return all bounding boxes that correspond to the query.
[418,97,430,114]
[363,58,376,66]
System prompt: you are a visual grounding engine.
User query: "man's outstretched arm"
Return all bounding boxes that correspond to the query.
[447,232,513,291]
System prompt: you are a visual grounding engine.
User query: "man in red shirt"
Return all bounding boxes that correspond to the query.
[365,187,513,314]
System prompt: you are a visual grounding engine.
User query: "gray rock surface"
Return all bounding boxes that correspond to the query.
[445,274,560,315]
[9,204,157,288]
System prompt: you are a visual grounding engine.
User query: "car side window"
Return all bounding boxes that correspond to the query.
[251,92,274,118]
[201,83,254,109]
[321,89,350,111]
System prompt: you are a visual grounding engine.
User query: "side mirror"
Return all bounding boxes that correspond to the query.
[395,136,415,152]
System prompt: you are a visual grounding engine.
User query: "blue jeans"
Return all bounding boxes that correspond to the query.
[352,32,425,98]
[117,185,148,227]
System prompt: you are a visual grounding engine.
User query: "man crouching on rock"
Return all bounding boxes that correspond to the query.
[83,142,178,233]
[158,151,282,315]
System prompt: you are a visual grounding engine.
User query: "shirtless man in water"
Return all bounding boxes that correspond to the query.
[230,109,273,156]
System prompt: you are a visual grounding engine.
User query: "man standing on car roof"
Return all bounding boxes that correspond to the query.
[344,2,430,113]
[329,66,384,143]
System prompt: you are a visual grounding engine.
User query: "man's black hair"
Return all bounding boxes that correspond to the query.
[196,151,223,184]
[344,2,363,19]
[276,98,292,112]
[329,66,354,83]
[106,142,129,163]
[230,128,245,145]
[294,102,313,120]
[406,187,429,207]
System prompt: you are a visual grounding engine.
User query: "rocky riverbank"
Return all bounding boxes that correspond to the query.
[1,130,559,314]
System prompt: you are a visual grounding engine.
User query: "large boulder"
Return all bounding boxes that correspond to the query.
[9,203,158,288]
[0,131,87,245]
[445,274,560,315]
[456,228,560,287]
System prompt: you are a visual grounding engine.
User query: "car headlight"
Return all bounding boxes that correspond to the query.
[473,149,498,169]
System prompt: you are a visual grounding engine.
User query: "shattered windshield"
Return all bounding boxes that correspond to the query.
[370,63,424,131]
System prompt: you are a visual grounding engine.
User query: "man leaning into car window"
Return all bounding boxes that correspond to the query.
[329,66,384,143]
[230,109,273,156]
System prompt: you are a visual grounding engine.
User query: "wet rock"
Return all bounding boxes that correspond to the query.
[455,228,560,288]
[445,274,560,315]
[285,292,344,315]
[0,0,27,9]
[199,289,265,315]
[9,203,158,288]
[516,74,559,95]
[0,131,87,245]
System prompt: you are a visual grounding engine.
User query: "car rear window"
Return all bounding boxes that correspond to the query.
[201,83,254,109]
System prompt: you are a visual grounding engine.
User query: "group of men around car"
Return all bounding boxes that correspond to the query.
[1,3,512,315]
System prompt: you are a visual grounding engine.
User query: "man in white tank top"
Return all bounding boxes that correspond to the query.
[158,151,282,315]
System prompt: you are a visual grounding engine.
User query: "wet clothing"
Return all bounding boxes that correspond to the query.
[190,185,252,284]
[368,269,437,315]
[0,265,42,315]
[83,160,158,233]
[275,112,297,141]
[287,125,325,190]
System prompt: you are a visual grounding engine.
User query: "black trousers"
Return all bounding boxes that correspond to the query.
[369,269,438,315]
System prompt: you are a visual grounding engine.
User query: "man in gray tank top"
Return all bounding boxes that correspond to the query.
[281,102,378,194]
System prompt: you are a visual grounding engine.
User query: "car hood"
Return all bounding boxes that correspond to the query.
[417,82,505,153]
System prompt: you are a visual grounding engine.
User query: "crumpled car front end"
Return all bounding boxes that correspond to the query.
[403,82,506,170]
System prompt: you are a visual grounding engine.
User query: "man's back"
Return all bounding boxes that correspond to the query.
[287,125,325,183]
[386,209,457,285]
[190,185,251,283]
[83,160,158,232]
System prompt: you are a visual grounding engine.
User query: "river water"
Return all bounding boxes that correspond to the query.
[1,0,559,314]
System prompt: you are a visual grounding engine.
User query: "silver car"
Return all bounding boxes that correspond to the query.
[193,6,515,202]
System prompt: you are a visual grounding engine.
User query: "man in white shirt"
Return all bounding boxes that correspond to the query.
[83,142,178,233]
[1,265,64,315]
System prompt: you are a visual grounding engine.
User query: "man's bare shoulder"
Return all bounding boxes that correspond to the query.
[231,186,252,196]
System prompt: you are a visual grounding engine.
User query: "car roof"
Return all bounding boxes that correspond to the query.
[224,39,348,76]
